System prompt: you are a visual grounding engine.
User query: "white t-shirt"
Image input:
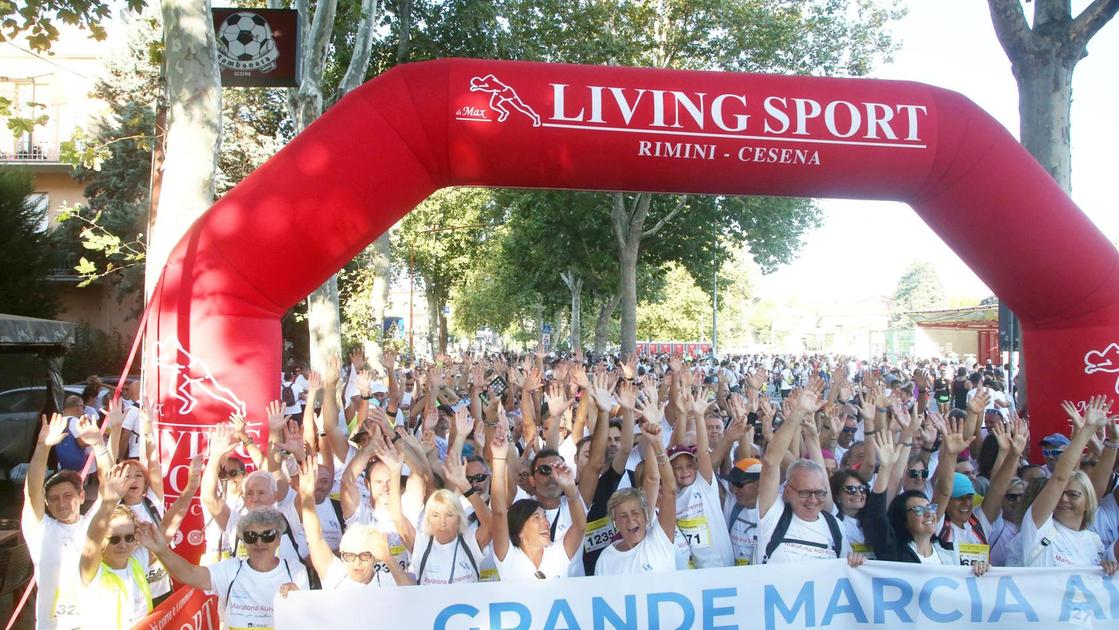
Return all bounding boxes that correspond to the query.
[910,542,949,565]
[540,495,586,577]
[595,522,677,576]
[22,503,98,630]
[314,499,344,551]
[835,511,872,557]
[1019,507,1108,568]
[409,531,485,585]
[674,474,734,568]
[757,503,850,564]
[935,508,1003,566]
[496,542,573,580]
[990,519,1019,567]
[208,557,309,630]
[121,407,142,459]
[320,556,399,590]
[724,499,759,566]
[203,494,244,565]
[126,491,170,597]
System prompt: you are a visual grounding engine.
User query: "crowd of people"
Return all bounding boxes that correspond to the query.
[20,348,1119,629]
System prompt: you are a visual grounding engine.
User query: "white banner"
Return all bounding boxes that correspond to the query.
[276,560,1119,629]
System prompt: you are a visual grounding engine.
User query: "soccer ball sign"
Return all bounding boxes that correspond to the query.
[216,11,279,72]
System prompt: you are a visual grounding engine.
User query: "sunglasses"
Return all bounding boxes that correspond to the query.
[842,485,868,496]
[906,503,938,518]
[341,551,374,563]
[1042,449,1065,458]
[534,570,547,580]
[841,426,858,434]
[1005,492,1024,502]
[906,469,930,479]
[107,533,136,545]
[535,464,554,476]
[467,473,490,484]
[219,468,245,480]
[242,529,278,545]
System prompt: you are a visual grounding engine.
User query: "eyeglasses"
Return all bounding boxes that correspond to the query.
[341,551,374,563]
[219,468,245,480]
[107,533,136,545]
[1005,492,1024,502]
[467,473,490,484]
[842,485,868,496]
[241,529,278,544]
[906,503,938,518]
[535,464,554,476]
[1042,449,1065,458]
[789,487,828,500]
[534,571,547,580]
[906,469,930,479]
[1061,490,1084,501]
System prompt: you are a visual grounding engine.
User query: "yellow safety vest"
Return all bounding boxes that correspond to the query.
[90,557,154,629]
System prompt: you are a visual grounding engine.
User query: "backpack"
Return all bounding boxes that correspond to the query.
[281,383,296,407]
[763,503,843,563]
[55,422,87,472]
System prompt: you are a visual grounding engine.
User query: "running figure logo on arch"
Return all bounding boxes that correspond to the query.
[154,337,248,418]
[459,74,541,126]
[1084,342,1119,394]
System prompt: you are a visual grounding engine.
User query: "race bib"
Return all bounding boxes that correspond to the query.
[375,543,410,574]
[735,556,751,566]
[958,543,990,566]
[851,543,876,560]
[583,516,619,553]
[52,584,80,624]
[480,568,500,582]
[678,516,711,550]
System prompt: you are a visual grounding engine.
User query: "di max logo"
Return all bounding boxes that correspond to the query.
[459,74,542,126]
[153,337,248,417]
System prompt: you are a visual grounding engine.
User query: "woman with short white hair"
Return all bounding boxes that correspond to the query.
[409,464,493,585]
[140,507,308,630]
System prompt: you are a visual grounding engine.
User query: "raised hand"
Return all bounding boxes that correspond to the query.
[620,353,638,380]
[572,364,591,392]
[590,371,615,411]
[355,369,374,397]
[106,398,125,431]
[306,371,322,396]
[615,380,638,411]
[135,521,167,552]
[989,419,1010,452]
[1008,414,1029,454]
[1061,400,1087,433]
[727,393,748,423]
[350,347,366,371]
[545,381,571,418]
[522,367,543,393]
[185,454,204,491]
[453,406,474,439]
[42,413,69,446]
[876,431,901,470]
[551,461,576,489]
[968,383,991,414]
[942,415,968,456]
[443,455,470,493]
[370,433,403,474]
[1084,395,1114,430]
[747,369,767,393]
[103,462,130,501]
[266,400,287,432]
[75,415,104,446]
[691,386,711,417]
[325,355,341,385]
[381,348,397,372]
[636,395,668,427]
[209,423,240,457]
[298,457,318,499]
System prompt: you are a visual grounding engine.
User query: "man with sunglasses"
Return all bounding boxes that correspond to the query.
[528,448,584,575]
[142,507,307,629]
[833,405,861,463]
[201,456,246,564]
[1040,432,1071,473]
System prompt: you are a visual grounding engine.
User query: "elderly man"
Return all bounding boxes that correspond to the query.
[202,424,308,565]
[756,384,860,565]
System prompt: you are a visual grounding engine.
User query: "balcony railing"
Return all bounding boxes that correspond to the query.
[0,142,62,163]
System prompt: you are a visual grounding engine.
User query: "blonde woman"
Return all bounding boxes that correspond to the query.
[1019,397,1118,573]
[410,464,493,585]
[78,464,157,629]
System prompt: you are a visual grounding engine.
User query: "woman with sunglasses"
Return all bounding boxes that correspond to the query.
[829,469,872,556]
[489,412,585,580]
[140,507,307,629]
[901,456,931,495]
[864,433,986,573]
[78,463,158,629]
[298,457,414,588]
[1016,397,1119,574]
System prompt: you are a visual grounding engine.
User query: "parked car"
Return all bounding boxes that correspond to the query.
[0,386,83,470]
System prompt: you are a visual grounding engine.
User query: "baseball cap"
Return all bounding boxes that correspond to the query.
[951,472,976,499]
[726,458,762,486]
[1040,433,1070,448]
[666,444,697,462]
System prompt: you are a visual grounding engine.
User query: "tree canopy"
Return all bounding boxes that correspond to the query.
[0,167,59,318]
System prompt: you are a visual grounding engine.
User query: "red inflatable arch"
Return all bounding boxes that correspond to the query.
[145,58,1119,556]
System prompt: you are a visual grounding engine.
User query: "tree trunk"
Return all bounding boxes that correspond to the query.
[560,270,582,352]
[618,242,639,357]
[396,0,413,64]
[307,278,342,372]
[1013,57,1075,192]
[368,232,392,364]
[148,0,222,298]
[593,294,619,355]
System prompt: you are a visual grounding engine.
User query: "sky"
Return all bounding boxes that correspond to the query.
[755,0,1119,305]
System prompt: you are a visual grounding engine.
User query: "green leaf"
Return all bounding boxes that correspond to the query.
[75,257,97,275]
